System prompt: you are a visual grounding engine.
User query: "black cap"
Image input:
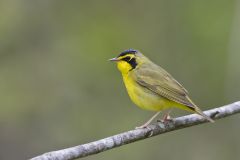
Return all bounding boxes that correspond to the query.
[118,49,138,57]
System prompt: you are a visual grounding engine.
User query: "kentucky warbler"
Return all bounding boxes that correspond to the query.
[109,49,214,128]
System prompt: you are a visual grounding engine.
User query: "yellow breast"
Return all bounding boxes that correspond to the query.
[122,73,173,111]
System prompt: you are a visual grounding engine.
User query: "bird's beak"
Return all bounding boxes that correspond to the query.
[109,57,119,62]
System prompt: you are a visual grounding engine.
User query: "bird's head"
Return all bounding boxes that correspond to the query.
[109,49,147,74]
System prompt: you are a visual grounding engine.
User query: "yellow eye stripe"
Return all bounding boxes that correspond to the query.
[118,54,135,61]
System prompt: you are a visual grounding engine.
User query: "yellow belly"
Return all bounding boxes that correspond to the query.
[123,74,175,111]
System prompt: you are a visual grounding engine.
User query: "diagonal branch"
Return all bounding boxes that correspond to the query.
[31,101,240,160]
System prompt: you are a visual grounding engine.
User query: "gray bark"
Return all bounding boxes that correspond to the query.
[31,101,240,160]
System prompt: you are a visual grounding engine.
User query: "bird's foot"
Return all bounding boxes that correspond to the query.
[135,111,161,129]
[157,113,173,123]
[135,124,149,129]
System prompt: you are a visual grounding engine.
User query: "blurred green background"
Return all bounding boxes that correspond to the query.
[0,0,240,160]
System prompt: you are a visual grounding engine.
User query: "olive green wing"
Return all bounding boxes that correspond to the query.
[134,65,196,108]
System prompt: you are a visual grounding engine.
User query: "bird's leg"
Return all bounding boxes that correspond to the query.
[163,110,172,121]
[135,111,161,129]
[157,109,172,123]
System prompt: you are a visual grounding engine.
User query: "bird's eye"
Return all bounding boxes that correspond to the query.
[122,56,131,62]
[121,56,137,70]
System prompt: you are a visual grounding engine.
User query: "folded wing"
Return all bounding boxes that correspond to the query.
[134,64,196,109]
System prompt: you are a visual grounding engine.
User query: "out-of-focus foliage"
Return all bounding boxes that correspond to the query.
[0,0,239,160]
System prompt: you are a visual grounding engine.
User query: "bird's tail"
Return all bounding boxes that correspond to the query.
[194,107,215,123]
[185,97,215,123]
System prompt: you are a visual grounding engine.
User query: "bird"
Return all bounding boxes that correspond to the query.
[109,49,214,128]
